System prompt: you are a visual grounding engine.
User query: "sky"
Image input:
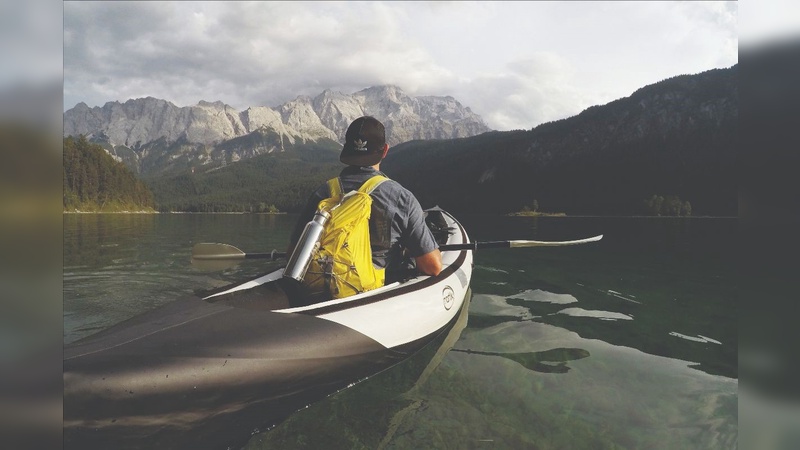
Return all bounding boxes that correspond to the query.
[60,1,746,131]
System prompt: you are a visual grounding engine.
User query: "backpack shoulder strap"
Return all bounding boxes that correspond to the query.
[358,175,389,195]
[327,177,343,200]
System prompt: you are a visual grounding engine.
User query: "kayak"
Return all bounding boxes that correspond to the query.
[63,208,473,450]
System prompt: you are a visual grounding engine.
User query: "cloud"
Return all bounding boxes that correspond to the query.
[450,53,589,131]
[64,2,739,131]
[64,2,451,109]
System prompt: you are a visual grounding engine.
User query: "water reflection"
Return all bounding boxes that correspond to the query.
[451,347,590,374]
[245,290,474,449]
[468,269,736,379]
[377,290,472,449]
[556,307,633,321]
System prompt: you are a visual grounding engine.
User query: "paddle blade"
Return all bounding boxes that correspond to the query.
[190,258,241,271]
[508,235,603,248]
[191,243,247,260]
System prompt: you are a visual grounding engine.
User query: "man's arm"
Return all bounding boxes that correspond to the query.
[415,248,442,276]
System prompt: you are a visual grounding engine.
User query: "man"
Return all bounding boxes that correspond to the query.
[288,116,442,287]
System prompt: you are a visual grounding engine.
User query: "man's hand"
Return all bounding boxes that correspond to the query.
[415,249,442,276]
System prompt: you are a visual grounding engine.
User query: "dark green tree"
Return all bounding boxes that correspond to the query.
[63,136,155,211]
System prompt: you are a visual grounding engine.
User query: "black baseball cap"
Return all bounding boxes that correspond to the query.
[339,116,386,166]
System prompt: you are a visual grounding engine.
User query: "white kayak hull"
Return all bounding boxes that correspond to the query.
[64,209,473,449]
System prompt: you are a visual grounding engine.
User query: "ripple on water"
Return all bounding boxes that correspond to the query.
[556,307,634,321]
[669,332,722,345]
[510,289,578,305]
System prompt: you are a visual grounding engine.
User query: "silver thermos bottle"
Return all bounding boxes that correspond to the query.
[283,210,330,282]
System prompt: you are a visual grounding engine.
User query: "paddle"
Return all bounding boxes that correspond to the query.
[439,234,603,251]
[191,243,286,260]
[191,235,602,261]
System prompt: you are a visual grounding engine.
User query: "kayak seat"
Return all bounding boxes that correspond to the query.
[425,207,455,246]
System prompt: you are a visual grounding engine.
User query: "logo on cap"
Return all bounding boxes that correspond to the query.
[354,139,368,151]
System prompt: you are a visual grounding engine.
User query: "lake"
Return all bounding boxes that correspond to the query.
[63,213,737,449]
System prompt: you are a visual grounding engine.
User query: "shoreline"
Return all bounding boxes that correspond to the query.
[506,211,567,217]
[64,210,159,214]
[63,210,288,215]
[505,213,736,219]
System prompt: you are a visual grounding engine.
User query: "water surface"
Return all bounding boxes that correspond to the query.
[63,213,737,449]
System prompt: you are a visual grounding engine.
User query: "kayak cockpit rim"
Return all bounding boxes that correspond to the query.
[200,211,471,315]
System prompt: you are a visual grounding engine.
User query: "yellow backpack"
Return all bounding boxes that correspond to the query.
[303,175,389,299]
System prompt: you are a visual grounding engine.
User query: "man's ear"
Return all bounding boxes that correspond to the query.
[382,144,389,158]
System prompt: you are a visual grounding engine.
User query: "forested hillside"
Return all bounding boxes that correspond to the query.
[383,66,737,216]
[144,139,343,212]
[63,136,154,212]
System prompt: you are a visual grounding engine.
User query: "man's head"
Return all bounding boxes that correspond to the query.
[339,116,388,166]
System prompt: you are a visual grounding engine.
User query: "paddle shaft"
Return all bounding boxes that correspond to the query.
[441,241,513,251]
[241,252,287,259]
[192,235,601,260]
[440,235,602,251]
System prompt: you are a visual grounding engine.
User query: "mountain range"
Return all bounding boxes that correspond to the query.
[63,86,490,176]
[64,65,737,216]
